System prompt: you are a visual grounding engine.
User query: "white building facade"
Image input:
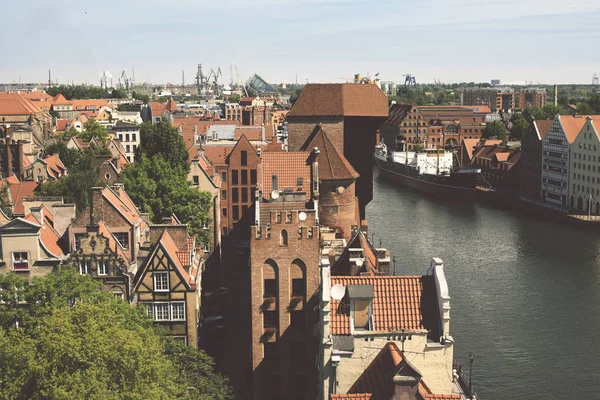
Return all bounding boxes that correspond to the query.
[113,121,140,162]
[569,116,600,214]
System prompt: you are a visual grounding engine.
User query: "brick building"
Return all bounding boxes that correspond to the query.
[250,150,320,399]
[462,87,547,112]
[471,143,521,193]
[287,84,389,219]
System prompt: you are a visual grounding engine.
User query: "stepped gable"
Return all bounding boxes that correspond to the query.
[301,126,359,180]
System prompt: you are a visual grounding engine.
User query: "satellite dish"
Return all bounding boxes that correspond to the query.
[331,284,346,301]
[299,212,307,221]
[271,190,279,200]
[355,258,364,267]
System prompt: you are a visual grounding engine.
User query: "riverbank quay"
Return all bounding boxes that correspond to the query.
[474,188,600,230]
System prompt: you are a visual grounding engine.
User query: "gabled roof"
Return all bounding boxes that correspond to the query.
[23,213,63,258]
[133,230,195,292]
[166,97,178,111]
[100,186,144,227]
[149,101,167,116]
[532,119,552,141]
[52,94,70,105]
[3,178,39,215]
[332,229,378,276]
[42,154,66,179]
[345,342,461,400]
[260,151,311,195]
[461,139,479,161]
[557,115,600,143]
[288,84,388,118]
[56,119,73,132]
[384,104,414,127]
[330,275,438,335]
[301,126,359,180]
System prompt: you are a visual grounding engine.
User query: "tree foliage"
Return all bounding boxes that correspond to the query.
[138,122,190,173]
[46,85,127,100]
[510,115,530,140]
[121,155,212,244]
[0,269,232,400]
[78,120,109,142]
[482,120,508,141]
[44,142,81,170]
[38,145,108,212]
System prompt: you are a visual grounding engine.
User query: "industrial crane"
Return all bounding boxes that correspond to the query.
[403,74,417,87]
[119,71,130,91]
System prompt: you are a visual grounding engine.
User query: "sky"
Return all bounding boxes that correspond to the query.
[2,0,600,86]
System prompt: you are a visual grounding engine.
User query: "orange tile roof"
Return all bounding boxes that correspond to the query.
[52,94,70,105]
[494,152,510,162]
[43,154,66,179]
[0,92,42,115]
[19,91,54,102]
[157,230,194,288]
[203,145,235,166]
[558,115,600,143]
[71,99,109,110]
[97,220,129,263]
[176,251,191,267]
[23,213,63,258]
[331,395,371,400]
[166,98,178,111]
[7,180,39,215]
[101,186,142,227]
[234,126,263,141]
[461,138,479,160]
[261,152,311,195]
[288,84,388,117]
[56,119,73,132]
[302,126,359,180]
[533,119,552,140]
[149,101,167,116]
[330,276,427,335]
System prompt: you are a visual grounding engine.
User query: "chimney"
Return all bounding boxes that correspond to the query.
[30,206,43,225]
[392,374,421,399]
[554,84,558,107]
[431,258,451,337]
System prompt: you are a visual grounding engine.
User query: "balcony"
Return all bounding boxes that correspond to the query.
[13,261,29,271]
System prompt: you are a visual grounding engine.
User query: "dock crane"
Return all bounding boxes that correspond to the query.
[118,71,130,91]
[403,74,417,87]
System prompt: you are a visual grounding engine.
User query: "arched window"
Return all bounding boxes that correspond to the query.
[290,259,306,298]
[272,173,278,191]
[280,230,288,246]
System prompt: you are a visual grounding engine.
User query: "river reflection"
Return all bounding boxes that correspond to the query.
[366,167,600,400]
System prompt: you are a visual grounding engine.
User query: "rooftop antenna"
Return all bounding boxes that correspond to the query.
[48,70,52,88]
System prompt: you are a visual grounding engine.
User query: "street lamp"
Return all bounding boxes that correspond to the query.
[469,353,474,392]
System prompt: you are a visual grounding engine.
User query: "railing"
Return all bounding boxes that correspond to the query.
[13,261,29,271]
[453,359,478,399]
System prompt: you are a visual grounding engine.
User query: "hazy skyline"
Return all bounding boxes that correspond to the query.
[3,0,600,86]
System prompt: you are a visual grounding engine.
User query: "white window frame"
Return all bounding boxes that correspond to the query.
[171,302,186,321]
[153,272,169,292]
[113,232,129,249]
[98,259,109,276]
[113,292,124,300]
[12,252,29,271]
[79,260,91,275]
[153,302,170,321]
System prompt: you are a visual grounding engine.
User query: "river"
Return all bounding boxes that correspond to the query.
[366,167,600,400]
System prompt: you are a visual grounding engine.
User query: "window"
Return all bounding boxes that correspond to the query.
[242,188,248,202]
[126,145,131,153]
[153,272,169,292]
[221,171,227,182]
[132,134,137,142]
[290,311,305,329]
[272,174,278,190]
[193,175,199,185]
[171,302,186,321]
[250,169,257,184]
[353,299,371,331]
[232,188,239,203]
[74,233,85,250]
[78,260,90,275]
[264,279,276,298]
[241,170,248,185]
[292,278,305,297]
[114,232,129,249]
[280,230,288,246]
[232,170,239,185]
[222,208,227,217]
[154,303,170,321]
[113,292,124,300]
[232,206,239,220]
[125,134,130,142]
[297,177,303,186]
[12,252,29,271]
[221,190,227,200]
[98,259,109,275]
[264,343,277,359]
[241,150,248,166]
[264,310,278,329]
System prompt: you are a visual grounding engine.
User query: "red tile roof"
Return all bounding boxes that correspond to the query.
[56,119,73,132]
[203,145,235,166]
[558,115,600,143]
[101,186,144,229]
[52,94,70,105]
[97,220,129,263]
[234,126,263,141]
[330,276,427,335]
[149,101,167,116]
[19,91,54,102]
[157,230,195,288]
[302,126,359,180]
[461,139,479,161]
[260,152,311,195]
[4,178,39,215]
[288,84,388,117]
[71,99,109,110]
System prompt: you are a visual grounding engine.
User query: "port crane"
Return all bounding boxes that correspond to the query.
[118,71,130,91]
[403,74,417,87]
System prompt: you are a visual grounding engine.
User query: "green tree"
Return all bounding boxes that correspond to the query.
[79,120,109,142]
[227,94,241,103]
[121,155,212,244]
[44,142,81,170]
[482,120,508,141]
[138,122,190,173]
[576,102,595,115]
[0,269,232,400]
[510,115,529,140]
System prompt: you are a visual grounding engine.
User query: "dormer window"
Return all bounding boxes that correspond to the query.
[348,284,375,332]
[12,252,29,271]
